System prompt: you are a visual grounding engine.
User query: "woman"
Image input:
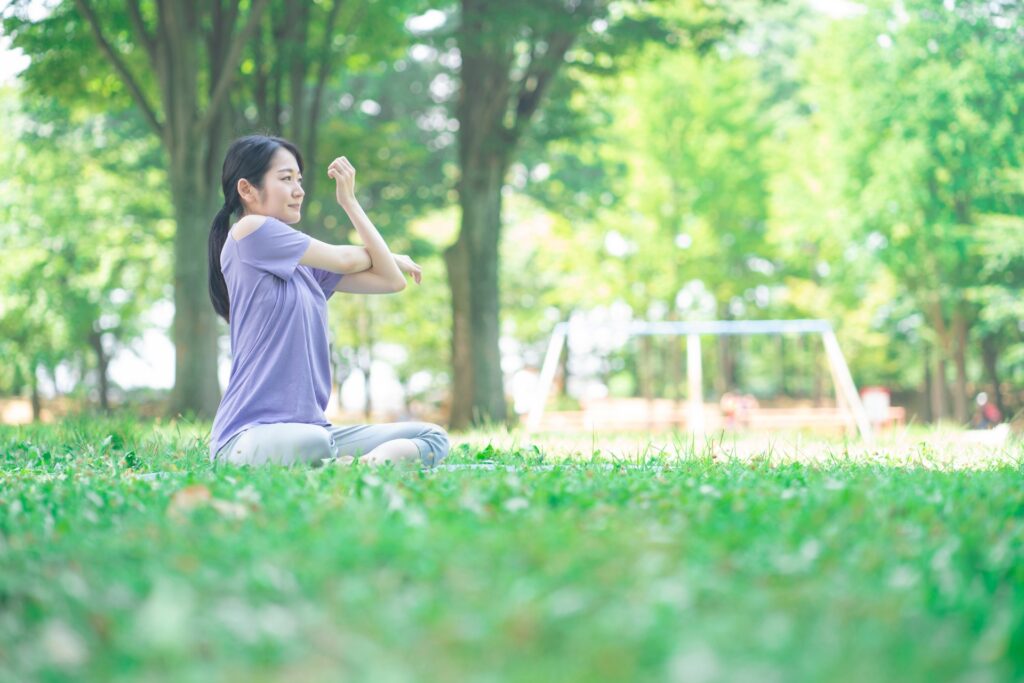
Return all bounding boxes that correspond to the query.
[207,134,449,467]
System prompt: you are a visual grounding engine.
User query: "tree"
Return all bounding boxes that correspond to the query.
[0,84,171,417]
[4,0,432,419]
[802,0,1024,422]
[442,0,689,428]
[609,44,774,392]
[5,0,271,417]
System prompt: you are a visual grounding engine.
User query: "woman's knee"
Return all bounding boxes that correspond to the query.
[416,422,450,466]
[290,428,333,466]
[230,424,333,466]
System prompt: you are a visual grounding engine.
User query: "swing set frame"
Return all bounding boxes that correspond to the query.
[525,319,873,441]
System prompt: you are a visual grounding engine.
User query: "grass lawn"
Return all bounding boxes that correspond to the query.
[1,416,1022,682]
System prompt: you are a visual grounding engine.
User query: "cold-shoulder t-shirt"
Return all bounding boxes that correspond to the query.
[208,217,344,460]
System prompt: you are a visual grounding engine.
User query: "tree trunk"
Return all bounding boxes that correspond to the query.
[168,143,225,418]
[74,0,270,419]
[446,0,595,429]
[980,334,1005,417]
[30,362,41,423]
[444,151,508,429]
[925,300,953,423]
[639,336,653,400]
[921,349,933,422]
[88,328,111,413]
[670,334,681,402]
[950,309,969,424]
[558,331,571,399]
[445,238,474,428]
[929,344,949,422]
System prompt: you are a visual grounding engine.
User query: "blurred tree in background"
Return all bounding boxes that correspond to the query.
[0,85,171,419]
[791,0,1024,421]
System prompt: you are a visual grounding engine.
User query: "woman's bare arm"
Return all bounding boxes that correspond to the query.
[299,239,372,274]
[327,156,406,294]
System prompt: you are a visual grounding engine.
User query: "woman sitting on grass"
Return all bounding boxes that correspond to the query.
[206,134,449,468]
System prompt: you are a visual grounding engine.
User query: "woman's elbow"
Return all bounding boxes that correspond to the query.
[390,277,407,293]
[336,250,356,274]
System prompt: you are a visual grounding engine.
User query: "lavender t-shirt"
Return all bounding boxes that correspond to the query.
[209,217,344,460]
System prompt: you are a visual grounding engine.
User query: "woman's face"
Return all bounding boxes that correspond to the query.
[242,147,304,223]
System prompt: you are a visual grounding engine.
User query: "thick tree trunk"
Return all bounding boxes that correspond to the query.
[445,238,474,428]
[445,157,507,428]
[74,0,270,419]
[168,143,224,418]
[447,0,590,428]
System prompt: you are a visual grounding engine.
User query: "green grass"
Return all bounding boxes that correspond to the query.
[1,416,1022,683]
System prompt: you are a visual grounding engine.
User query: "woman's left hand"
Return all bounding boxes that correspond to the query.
[393,254,422,284]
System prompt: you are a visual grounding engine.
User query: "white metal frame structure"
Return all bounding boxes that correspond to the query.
[525,319,873,441]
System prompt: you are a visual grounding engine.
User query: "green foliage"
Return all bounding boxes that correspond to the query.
[780,0,1024,411]
[0,84,171,399]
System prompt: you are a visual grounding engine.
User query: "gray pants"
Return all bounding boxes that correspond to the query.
[216,422,449,467]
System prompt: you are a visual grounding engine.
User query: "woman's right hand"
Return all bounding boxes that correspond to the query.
[393,254,422,284]
[327,156,356,207]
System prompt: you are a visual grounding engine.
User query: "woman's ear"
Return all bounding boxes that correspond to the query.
[237,178,257,205]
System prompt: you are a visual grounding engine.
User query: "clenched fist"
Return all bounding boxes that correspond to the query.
[327,156,356,206]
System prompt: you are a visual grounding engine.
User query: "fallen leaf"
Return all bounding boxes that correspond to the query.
[168,485,212,518]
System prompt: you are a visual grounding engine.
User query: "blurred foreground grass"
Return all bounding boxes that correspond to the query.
[1,416,1022,682]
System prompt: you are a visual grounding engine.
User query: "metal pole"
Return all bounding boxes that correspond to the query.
[687,334,705,435]
[525,323,567,432]
[822,329,873,442]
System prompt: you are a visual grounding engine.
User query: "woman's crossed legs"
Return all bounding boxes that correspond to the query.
[218,421,449,468]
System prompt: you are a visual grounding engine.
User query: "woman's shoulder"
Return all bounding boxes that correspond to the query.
[229,214,274,241]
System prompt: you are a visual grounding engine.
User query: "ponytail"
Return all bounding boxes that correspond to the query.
[208,200,236,323]
[208,134,305,325]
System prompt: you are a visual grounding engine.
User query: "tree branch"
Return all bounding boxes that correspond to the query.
[73,0,164,137]
[195,0,272,136]
[308,0,352,141]
[509,30,576,143]
[126,0,156,68]
[509,0,601,143]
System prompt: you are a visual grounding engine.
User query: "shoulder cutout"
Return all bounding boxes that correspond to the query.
[230,215,271,241]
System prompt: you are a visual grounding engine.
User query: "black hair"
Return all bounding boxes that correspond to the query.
[208,134,304,323]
